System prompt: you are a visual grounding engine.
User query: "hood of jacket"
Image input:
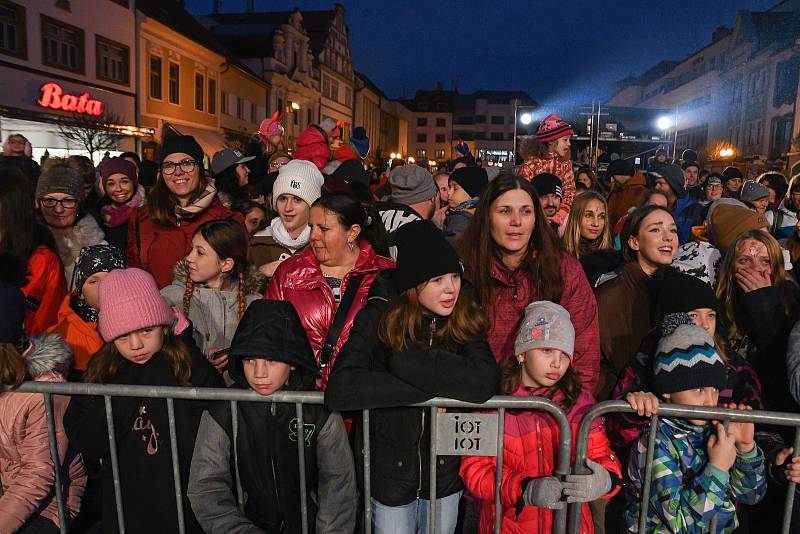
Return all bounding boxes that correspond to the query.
[23,333,72,380]
[227,300,317,390]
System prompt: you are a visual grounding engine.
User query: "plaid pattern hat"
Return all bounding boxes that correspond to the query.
[653,313,726,395]
[514,301,575,358]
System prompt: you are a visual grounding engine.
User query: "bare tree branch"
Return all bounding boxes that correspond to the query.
[56,112,126,161]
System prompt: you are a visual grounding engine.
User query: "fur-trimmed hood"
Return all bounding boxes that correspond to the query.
[54,214,107,286]
[23,333,72,380]
[170,259,263,295]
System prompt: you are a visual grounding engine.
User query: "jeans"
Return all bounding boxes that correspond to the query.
[372,491,462,534]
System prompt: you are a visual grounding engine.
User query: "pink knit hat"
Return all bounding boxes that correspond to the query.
[257,112,285,144]
[536,114,574,142]
[98,268,175,342]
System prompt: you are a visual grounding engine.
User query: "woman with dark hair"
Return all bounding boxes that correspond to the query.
[210,147,255,208]
[266,192,394,389]
[127,136,244,288]
[575,166,607,195]
[767,173,799,239]
[758,172,788,211]
[456,173,600,391]
[595,205,678,399]
[0,165,67,334]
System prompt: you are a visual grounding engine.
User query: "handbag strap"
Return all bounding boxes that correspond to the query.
[319,274,365,372]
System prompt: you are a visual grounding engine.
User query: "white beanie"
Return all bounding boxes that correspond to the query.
[272,159,324,209]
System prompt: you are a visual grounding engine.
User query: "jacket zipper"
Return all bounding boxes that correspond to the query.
[513,280,519,300]
[417,410,426,499]
[429,317,437,347]
[269,402,284,531]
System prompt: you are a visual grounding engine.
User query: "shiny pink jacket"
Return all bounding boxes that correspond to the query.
[265,240,394,389]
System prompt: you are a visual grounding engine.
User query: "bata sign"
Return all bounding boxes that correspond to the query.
[37,82,103,116]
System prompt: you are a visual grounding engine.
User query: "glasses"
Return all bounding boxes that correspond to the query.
[161,159,197,175]
[40,197,78,209]
[269,161,287,170]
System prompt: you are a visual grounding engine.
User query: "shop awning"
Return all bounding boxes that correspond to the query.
[163,122,226,158]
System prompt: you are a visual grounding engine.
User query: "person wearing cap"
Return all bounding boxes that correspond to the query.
[250,160,324,278]
[518,114,575,226]
[532,171,563,219]
[98,157,145,253]
[646,147,671,174]
[653,164,698,244]
[210,147,255,208]
[677,172,725,240]
[722,166,744,199]
[375,165,438,242]
[128,135,244,288]
[765,173,800,240]
[36,158,107,284]
[325,220,498,533]
[256,111,285,155]
[683,160,703,200]
[741,180,771,218]
[443,166,488,243]
[606,158,648,228]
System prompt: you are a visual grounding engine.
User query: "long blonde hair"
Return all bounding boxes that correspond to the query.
[563,191,612,260]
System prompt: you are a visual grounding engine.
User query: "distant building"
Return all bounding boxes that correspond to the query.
[401,84,456,167]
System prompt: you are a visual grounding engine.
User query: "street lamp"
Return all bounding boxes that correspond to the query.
[390,152,397,159]
[520,113,532,125]
[408,156,416,164]
[290,102,300,110]
[719,148,735,158]
[656,116,673,131]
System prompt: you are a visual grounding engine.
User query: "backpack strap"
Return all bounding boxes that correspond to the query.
[319,274,365,373]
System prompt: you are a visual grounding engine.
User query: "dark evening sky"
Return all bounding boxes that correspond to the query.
[187,0,780,106]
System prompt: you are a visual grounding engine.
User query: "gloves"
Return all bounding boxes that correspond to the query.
[562,459,612,503]
[521,477,564,509]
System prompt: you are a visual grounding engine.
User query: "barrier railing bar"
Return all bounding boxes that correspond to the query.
[781,429,800,534]
[104,395,125,534]
[43,392,67,534]
[166,398,186,534]
[230,400,245,512]
[429,406,438,533]
[363,409,372,534]
[637,414,659,534]
[708,419,732,534]
[493,407,505,534]
[296,402,309,534]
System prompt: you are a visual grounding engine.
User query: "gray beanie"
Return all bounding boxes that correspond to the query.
[740,180,770,202]
[514,301,575,358]
[389,165,436,205]
[36,166,85,203]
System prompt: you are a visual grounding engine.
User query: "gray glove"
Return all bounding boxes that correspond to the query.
[562,459,612,503]
[521,476,565,509]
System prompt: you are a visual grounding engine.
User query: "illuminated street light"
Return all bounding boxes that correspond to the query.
[390,153,397,159]
[428,160,435,166]
[656,116,673,130]
[520,113,532,125]
[408,156,416,164]
[719,148,735,158]
[290,102,300,110]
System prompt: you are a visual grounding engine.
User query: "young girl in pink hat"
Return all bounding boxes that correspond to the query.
[63,268,221,534]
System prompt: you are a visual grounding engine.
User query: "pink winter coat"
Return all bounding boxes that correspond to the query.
[265,239,394,389]
[293,126,331,171]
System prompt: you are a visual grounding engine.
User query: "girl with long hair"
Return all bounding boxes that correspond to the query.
[461,301,621,534]
[563,191,618,286]
[97,157,145,253]
[63,268,221,534]
[456,173,600,392]
[161,219,260,377]
[325,220,499,534]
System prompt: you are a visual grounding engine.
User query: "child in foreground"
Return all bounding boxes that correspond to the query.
[624,313,767,533]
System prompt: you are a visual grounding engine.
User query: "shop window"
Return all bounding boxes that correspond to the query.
[149,55,162,100]
[41,15,84,73]
[194,72,204,111]
[0,0,26,59]
[220,91,228,114]
[435,149,445,159]
[168,62,179,104]
[96,35,129,85]
[207,78,216,114]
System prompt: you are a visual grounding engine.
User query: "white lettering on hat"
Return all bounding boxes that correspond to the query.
[233,150,243,157]
[290,180,301,189]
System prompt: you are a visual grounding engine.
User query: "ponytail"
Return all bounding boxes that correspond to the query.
[182,277,195,317]
[237,271,246,319]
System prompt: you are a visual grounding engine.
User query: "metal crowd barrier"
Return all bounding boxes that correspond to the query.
[7,382,800,534]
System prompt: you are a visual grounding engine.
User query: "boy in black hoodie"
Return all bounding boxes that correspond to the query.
[188,300,357,533]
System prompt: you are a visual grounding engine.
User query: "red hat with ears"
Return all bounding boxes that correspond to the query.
[257,112,284,145]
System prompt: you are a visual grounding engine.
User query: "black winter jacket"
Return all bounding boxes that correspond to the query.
[324,275,499,506]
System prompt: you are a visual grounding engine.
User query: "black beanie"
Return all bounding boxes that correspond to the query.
[449,167,488,198]
[393,220,462,293]
[532,173,563,198]
[161,135,205,166]
[607,159,635,177]
[722,166,743,183]
[0,252,28,343]
[651,267,719,325]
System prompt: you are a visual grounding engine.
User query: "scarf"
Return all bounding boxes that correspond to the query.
[269,216,310,252]
[101,185,146,228]
[174,182,217,221]
[578,236,602,258]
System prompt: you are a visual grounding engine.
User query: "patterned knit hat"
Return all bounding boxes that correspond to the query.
[653,313,726,395]
[98,268,175,342]
[271,159,324,209]
[514,301,575,358]
[536,114,573,143]
[740,180,769,202]
[257,112,285,144]
[69,244,127,323]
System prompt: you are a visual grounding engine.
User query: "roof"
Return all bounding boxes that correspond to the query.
[469,90,537,105]
[355,70,386,99]
[749,11,800,50]
[299,10,337,59]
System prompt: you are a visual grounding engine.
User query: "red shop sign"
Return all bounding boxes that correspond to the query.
[37,82,103,116]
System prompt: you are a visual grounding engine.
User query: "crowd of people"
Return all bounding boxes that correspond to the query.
[2,112,800,534]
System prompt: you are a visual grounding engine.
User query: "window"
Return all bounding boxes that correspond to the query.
[41,15,84,72]
[220,90,228,114]
[251,102,257,122]
[194,72,204,111]
[456,116,474,125]
[331,79,339,102]
[435,134,445,143]
[416,148,427,158]
[0,0,26,59]
[236,97,243,120]
[436,118,446,127]
[168,62,179,104]
[345,87,352,106]
[491,115,504,124]
[96,35,129,84]
[277,97,283,114]
[149,55,162,99]
[417,133,427,143]
[322,77,330,99]
[417,117,428,127]
[207,78,216,114]
[475,115,486,123]
[435,149,445,159]
[307,107,313,126]
[774,58,800,107]
[475,131,486,140]
[491,132,504,140]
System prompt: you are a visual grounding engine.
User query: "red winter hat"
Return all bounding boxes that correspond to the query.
[536,114,574,143]
[100,157,138,189]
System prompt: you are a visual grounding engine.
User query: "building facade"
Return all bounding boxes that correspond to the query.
[354,71,381,166]
[401,85,456,167]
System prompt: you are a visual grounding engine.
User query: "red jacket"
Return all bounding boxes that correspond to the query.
[126,196,244,289]
[486,252,600,392]
[460,388,621,534]
[265,240,394,389]
[23,246,67,335]
[293,126,331,171]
